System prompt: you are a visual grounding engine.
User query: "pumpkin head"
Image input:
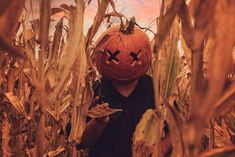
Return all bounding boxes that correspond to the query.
[95,24,151,84]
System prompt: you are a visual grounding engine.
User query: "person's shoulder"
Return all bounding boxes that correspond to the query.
[138,74,154,92]
[140,74,153,84]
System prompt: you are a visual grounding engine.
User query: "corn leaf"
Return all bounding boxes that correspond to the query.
[160,18,180,100]
[2,114,11,157]
[132,109,158,157]
[5,92,24,114]
[166,101,185,157]
[87,104,122,118]
[44,147,66,157]
[200,145,235,157]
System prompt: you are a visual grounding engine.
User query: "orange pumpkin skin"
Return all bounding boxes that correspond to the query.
[95,25,151,83]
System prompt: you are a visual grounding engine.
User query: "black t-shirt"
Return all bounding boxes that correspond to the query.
[89,75,155,157]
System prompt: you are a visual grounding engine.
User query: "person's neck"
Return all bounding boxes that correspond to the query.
[112,80,139,97]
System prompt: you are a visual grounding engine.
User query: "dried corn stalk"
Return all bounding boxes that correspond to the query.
[152,0,235,156]
[0,0,25,58]
[200,145,235,157]
[0,0,123,156]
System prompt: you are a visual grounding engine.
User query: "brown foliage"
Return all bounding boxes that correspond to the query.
[0,0,125,156]
[0,0,235,157]
[151,0,235,156]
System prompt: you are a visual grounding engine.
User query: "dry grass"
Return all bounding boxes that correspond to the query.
[0,0,234,157]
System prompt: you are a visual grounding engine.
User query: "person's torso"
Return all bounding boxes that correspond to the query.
[89,75,155,157]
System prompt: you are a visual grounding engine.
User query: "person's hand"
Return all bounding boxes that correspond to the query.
[89,96,110,125]
[88,96,122,122]
[76,97,110,149]
[93,103,110,125]
[90,96,100,108]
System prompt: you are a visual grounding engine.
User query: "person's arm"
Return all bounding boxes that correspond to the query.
[76,116,109,149]
[76,97,110,149]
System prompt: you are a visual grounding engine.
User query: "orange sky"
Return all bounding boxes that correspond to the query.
[84,0,159,38]
[25,0,160,39]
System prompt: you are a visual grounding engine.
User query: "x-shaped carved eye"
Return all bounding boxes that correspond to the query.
[130,50,142,66]
[105,49,120,64]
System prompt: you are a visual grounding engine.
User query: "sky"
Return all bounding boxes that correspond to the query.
[83,0,159,30]
[25,0,160,39]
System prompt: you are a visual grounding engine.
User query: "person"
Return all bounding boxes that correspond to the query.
[75,25,171,157]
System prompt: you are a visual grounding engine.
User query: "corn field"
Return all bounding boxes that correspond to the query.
[0,0,234,157]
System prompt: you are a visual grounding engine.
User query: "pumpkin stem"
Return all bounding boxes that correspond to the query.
[121,16,136,34]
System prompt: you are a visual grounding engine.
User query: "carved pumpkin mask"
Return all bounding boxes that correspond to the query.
[95,25,151,84]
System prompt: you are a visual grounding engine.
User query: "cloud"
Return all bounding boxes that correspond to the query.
[117,0,159,26]
[51,0,75,7]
